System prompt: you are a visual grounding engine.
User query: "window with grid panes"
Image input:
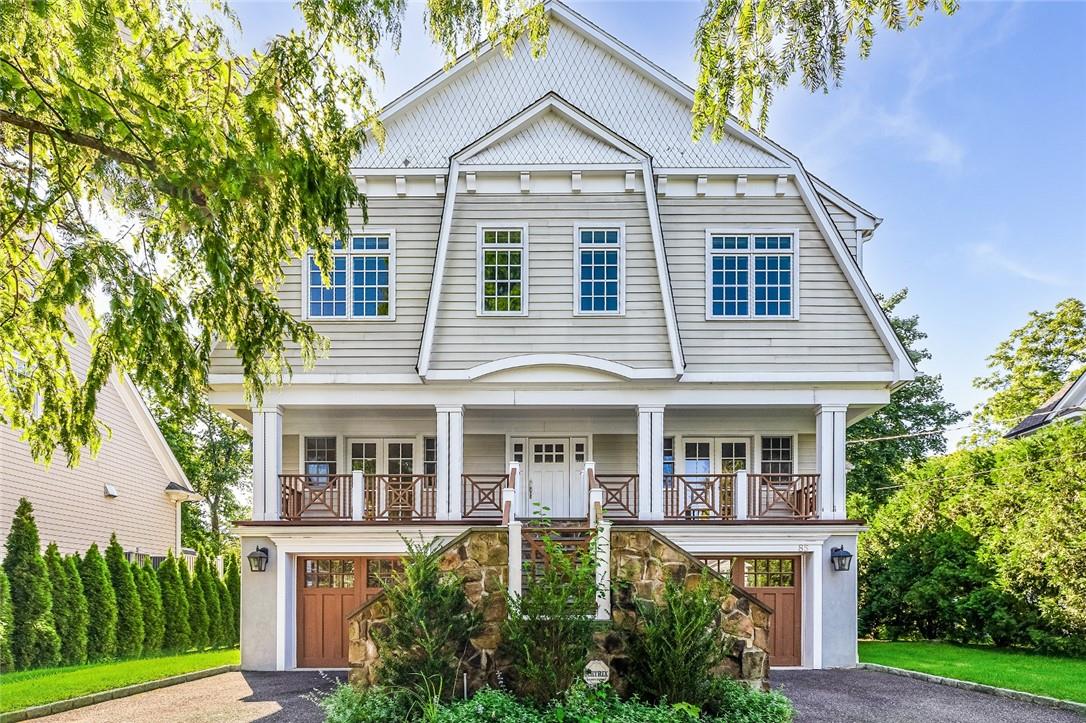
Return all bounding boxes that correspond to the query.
[423,437,437,476]
[533,442,564,463]
[708,234,794,318]
[512,441,525,464]
[350,442,377,473]
[366,559,403,589]
[479,228,525,313]
[720,442,748,473]
[576,228,622,313]
[308,236,392,318]
[760,436,794,474]
[387,442,414,475]
[303,559,355,588]
[743,558,795,587]
[663,437,675,488]
[305,437,337,478]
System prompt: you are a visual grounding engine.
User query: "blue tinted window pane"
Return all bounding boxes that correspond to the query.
[352,254,391,317]
[578,235,621,313]
[710,252,750,317]
[751,254,791,316]
[309,256,348,317]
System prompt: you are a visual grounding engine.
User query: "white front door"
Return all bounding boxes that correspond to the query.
[526,439,585,518]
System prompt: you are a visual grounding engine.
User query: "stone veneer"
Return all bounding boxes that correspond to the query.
[348,526,772,693]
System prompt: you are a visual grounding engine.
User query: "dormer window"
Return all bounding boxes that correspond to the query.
[477,225,527,315]
[706,232,796,319]
[307,234,395,320]
[575,225,625,315]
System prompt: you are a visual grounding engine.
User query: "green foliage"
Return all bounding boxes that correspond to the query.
[699,677,795,723]
[225,554,241,644]
[626,574,730,706]
[136,563,166,654]
[3,499,60,669]
[373,537,479,698]
[846,290,964,508]
[501,531,601,706]
[435,687,538,723]
[549,684,700,723]
[216,574,235,647]
[105,535,143,658]
[45,543,87,665]
[181,557,209,650]
[0,567,13,671]
[972,298,1086,439]
[317,684,410,723]
[62,555,90,665]
[860,422,1086,655]
[79,543,118,661]
[157,551,190,651]
[195,551,222,648]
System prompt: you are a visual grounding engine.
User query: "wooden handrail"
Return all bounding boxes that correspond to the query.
[279,474,353,520]
[462,474,509,518]
[279,473,437,521]
[592,474,639,518]
[663,474,736,520]
[748,473,820,519]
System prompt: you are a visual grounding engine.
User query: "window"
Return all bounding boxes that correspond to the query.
[478,227,526,314]
[575,226,624,314]
[743,558,795,587]
[707,233,795,318]
[760,436,794,475]
[366,559,404,589]
[305,437,337,478]
[512,440,525,464]
[662,437,675,488]
[533,442,565,464]
[307,234,394,319]
[303,558,355,588]
[720,441,748,473]
[349,441,377,474]
[423,437,437,476]
[387,442,414,476]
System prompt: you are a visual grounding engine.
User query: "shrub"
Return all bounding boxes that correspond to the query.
[549,684,700,723]
[317,684,409,723]
[225,554,241,641]
[182,556,209,649]
[500,529,600,706]
[3,499,61,669]
[195,551,222,647]
[435,688,538,723]
[373,537,479,698]
[626,573,729,705]
[216,574,235,647]
[105,534,144,657]
[136,562,166,653]
[45,543,87,665]
[700,677,794,723]
[157,551,190,650]
[80,543,118,660]
[0,567,13,671]
[62,555,89,664]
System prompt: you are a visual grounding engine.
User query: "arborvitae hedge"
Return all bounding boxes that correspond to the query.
[80,543,118,660]
[0,567,13,671]
[225,555,241,643]
[136,563,165,654]
[217,575,235,647]
[3,499,60,669]
[158,552,190,651]
[183,558,209,650]
[196,552,222,647]
[105,535,143,658]
[63,554,89,665]
[44,543,87,666]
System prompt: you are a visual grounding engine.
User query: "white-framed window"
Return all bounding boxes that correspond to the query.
[759,435,794,475]
[574,224,625,315]
[706,231,797,319]
[307,232,395,320]
[477,225,528,315]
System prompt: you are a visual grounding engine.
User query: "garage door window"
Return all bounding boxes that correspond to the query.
[366,559,404,589]
[743,558,795,587]
[303,559,355,588]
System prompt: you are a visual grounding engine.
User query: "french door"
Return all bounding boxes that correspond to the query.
[525,438,587,518]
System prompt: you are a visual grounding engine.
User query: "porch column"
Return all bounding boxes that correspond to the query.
[251,406,282,521]
[436,405,464,520]
[815,404,848,519]
[637,406,665,519]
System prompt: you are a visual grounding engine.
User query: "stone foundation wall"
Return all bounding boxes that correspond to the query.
[348,526,772,692]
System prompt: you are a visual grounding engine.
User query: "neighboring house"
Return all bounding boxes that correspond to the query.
[210,1,914,673]
[1004,369,1085,438]
[0,312,200,558]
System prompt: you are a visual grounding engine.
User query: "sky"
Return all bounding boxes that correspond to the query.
[227,0,1086,443]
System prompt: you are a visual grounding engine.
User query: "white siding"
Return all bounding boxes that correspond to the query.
[822,198,858,259]
[464,434,506,474]
[659,196,893,373]
[430,193,672,369]
[593,434,637,474]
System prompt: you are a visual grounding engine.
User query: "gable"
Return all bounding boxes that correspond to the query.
[358,14,788,170]
[461,109,638,166]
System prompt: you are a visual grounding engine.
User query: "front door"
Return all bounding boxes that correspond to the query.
[732,556,802,666]
[527,439,584,518]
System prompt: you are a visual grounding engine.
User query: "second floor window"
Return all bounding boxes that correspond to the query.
[478,227,526,314]
[305,436,337,478]
[308,235,393,319]
[760,436,794,475]
[707,233,795,319]
[575,227,624,314]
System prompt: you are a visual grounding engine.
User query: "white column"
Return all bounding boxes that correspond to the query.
[815,405,848,519]
[595,519,612,620]
[507,518,523,600]
[637,406,665,519]
[733,469,749,520]
[436,405,464,520]
[351,470,364,521]
[251,406,282,521]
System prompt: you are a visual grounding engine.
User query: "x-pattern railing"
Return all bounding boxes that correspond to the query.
[663,474,735,519]
[279,474,352,520]
[749,474,819,519]
[592,474,638,518]
[462,474,509,518]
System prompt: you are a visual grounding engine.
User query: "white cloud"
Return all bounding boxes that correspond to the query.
[969,242,1069,287]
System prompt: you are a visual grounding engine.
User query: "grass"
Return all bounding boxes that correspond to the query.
[0,648,240,712]
[859,640,1086,704]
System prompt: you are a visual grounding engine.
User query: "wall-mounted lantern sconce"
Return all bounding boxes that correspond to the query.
[830,546,853,572]
[247,546,270,573]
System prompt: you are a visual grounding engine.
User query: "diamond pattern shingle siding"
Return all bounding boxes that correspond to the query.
[358,19,788,169]
[461,110,637,165]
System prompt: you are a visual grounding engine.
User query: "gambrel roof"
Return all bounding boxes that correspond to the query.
[461,108,639,166]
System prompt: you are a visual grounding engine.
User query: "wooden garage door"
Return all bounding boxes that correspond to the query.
[732,556,802,667]
[297,557,401,668]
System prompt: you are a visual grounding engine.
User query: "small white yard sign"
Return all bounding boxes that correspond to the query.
[583,659,610,687]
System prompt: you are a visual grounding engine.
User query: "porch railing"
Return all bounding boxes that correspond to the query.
[462,474,510,519]
[280,474,353,520]
[592,473,639,518]
[748,473,819,519]
[279,473,436,521]
[663,474,736,519]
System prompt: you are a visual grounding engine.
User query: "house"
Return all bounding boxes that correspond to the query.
[1004,369,1085,438]
[0,312,200,558]
[210,1,914,673]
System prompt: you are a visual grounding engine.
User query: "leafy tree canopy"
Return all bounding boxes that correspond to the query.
[2,0,954,464]
[972,297,1086,440]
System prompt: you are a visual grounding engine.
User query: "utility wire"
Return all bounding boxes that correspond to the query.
[872,450,1086,492]
[846,411,1036,446]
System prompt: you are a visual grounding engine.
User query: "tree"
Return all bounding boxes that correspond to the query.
[2,499,60,669]
[195,551,222,648]
[225,554,241,644]
[157,552,190,651]
[135,563,165,654]
[216,574,235,647]
[182,558,209,650]
[973,298,1086,439]
[44,543,86,665]
[104,535,143,658]
[63,555,89,665]
[79,543,118,660]
[846,290,964,509]
[0,568,13,671]
[2,0,955,467]
[155,402,250,555]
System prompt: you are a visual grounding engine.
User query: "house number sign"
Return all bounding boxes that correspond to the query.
[583,659,610,686]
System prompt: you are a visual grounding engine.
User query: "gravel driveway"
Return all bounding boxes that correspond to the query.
[773,669,1084,723]
[35,670,343,723]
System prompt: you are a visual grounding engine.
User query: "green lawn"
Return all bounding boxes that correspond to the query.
[859,641,1086,704]
[0,648,239,712]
